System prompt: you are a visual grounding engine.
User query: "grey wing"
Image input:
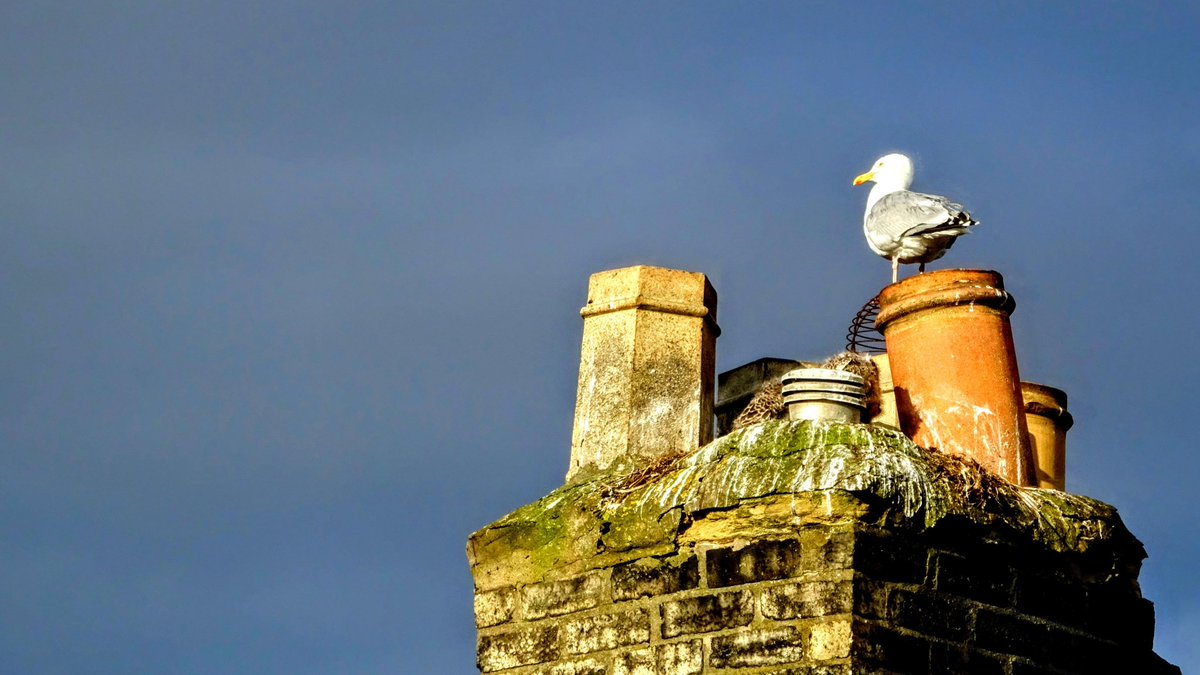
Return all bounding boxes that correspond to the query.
[867,191,974,240]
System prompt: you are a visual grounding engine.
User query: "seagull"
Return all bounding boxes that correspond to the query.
[852,153,979,283]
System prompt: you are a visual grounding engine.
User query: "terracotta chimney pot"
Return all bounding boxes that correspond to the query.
[875,269,1035,485]
[1021,382,1073,491]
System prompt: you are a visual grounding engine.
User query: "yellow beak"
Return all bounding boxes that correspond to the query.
[852,171,874,187]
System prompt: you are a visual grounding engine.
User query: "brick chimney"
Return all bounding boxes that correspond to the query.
[467,267,1179,674]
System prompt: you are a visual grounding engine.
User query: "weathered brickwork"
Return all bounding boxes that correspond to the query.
[469,419,1180,674]
[709,625,806,667]
[849,525,1179,675]
[706,539,804,587]
[523,571,610,620]
[611,557,699,602]
[473,522,1179,674]
[474,535,856,673]
[761,581,852,620]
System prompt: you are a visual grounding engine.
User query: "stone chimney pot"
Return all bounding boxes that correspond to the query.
[567,266,718,482]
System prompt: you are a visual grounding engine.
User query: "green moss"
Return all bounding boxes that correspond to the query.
[468,419,1143,591]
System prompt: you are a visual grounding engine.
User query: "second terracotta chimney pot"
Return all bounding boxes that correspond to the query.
[1022,382,1073,491]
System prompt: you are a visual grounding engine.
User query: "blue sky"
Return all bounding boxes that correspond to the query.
[3,2,1198,672]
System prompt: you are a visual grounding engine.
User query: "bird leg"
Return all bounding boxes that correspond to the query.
[891,257,898,284]
[918,262,926,273]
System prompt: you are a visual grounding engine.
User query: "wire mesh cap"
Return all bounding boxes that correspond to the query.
[845,293,886,354]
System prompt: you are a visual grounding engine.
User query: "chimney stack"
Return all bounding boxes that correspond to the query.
[567,266,718,482]
[469,267,1179,675]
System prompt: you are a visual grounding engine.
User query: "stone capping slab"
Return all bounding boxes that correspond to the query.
[469,419,1144,593]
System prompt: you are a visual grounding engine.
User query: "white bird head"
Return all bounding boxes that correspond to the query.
[852,153,914,192]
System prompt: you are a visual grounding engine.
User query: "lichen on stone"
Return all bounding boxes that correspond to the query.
[468,419,1143,591]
